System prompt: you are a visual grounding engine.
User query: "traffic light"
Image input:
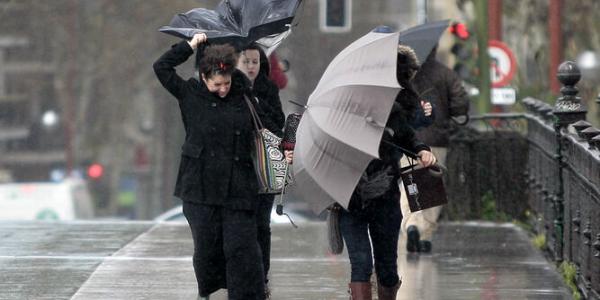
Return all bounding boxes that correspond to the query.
[451,42,472,61]
[87,163,104,180]
[84,162,109,209]
[450,22,470,40]
[451,43,472,80]
[449,22,475,82]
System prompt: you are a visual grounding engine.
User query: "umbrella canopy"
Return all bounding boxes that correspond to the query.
[159,0,302,49]
[290,27,402,214]
[398,20,450,64]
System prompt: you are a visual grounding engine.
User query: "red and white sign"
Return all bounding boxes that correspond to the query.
[488,40,516,88]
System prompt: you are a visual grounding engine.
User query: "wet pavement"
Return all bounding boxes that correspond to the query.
[0,220,571,299]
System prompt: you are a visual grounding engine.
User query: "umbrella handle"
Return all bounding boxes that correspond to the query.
[276,163,298,229]
[276,164,288,212]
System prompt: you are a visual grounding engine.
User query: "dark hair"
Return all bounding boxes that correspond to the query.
[240,43,270,77]
[198,44,238,79]
[395,52,420,121]
[396,53,419,87]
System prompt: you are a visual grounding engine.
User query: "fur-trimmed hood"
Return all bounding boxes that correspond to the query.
[394,44,421,125]
[396,44,420,88]
[397,44,420,69]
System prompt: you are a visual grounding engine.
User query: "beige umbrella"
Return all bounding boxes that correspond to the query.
[290,27,402,214]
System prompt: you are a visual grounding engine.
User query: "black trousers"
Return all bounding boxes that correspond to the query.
[183,201,265,300]
[256,194,274,284]
[339,191,402,287]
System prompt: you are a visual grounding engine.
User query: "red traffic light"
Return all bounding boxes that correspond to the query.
[87,163,104,179]
[450,22,470,40]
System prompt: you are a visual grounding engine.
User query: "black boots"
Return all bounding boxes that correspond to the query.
[407,225,432,253]
[348,282,372,300]
[406,225,420,252]
[419,240,432,253]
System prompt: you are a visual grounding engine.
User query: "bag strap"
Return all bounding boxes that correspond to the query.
[400,156,418,173]
[400,162,447,178]
[243,95,264,131]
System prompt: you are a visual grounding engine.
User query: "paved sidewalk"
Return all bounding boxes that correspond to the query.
[0,220,571,299]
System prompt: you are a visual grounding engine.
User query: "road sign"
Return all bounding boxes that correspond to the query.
[488,40,516,88]
[491,87,516,105]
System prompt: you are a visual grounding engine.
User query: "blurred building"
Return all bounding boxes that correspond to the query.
[0,15,64,182]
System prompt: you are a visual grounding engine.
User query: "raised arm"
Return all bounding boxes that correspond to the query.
[153,33,207,99]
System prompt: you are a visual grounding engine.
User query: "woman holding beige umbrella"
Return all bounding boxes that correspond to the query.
[286,27,436,300]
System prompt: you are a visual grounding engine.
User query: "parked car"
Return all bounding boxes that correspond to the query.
[0,178,94,220]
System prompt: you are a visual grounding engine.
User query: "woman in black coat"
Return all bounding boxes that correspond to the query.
[153,33,280,300]
[236,43,285,296]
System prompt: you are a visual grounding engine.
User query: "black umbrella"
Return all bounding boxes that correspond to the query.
[398,20,450,64]
[159,0,302,49]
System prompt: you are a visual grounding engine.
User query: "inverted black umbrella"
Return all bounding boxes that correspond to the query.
[159,0,302,49]
[398,20,450,64]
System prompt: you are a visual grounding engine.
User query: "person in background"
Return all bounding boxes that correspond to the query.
[268,52,288,90]
[237,43,285,298]
[154,33,281,300]
[402,45,470,253]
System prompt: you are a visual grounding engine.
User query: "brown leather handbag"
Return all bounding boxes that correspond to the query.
[400,160,448,212]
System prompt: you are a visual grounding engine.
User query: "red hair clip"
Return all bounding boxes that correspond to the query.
[218,62,228,71]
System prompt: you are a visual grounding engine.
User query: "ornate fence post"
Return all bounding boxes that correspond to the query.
[552,61,587,262]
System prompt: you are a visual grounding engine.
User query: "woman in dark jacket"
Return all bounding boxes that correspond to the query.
[238,44,285,128]
[153,33,280,300]
[339,46,436,300]
[236,43,285,297]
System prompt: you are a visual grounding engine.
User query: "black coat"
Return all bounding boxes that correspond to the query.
[412,52,470,147]
[349,97,430,212]
[153,41,281,210]
[252,73,285,130]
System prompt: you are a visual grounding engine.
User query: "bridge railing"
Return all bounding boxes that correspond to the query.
[523,95,600,300]
[444,61,600,299]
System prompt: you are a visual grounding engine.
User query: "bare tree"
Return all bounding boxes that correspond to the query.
[1,0,218,217]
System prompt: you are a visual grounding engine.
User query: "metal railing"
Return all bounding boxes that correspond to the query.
[445,61,600,299]
[523,95,600,300]
[445,113,529,221]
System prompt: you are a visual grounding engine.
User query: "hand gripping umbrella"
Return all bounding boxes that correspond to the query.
[159,0,302,50]
[398,20,450,64]
[289,26,402,214]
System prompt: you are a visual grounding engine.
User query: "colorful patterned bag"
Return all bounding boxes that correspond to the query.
[244,96,288,194]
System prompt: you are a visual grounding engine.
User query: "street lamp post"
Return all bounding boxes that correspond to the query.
[416,0,428,24]
[552,61,588,262]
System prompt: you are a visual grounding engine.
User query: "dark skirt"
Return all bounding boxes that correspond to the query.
[183,201,265,299]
